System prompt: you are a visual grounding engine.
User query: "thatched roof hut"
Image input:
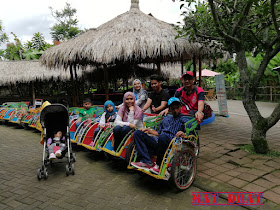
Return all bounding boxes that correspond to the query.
[40,0,193,68]
[0,60,91,86]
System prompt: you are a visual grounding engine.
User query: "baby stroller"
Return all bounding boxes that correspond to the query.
[37,104,76,180]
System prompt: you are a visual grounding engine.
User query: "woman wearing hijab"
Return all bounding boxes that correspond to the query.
[117,79,150,113]
[113,92,143,151]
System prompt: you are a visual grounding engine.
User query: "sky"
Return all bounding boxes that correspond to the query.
[0,0,185,49]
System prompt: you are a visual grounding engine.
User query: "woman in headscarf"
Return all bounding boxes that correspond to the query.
[113,92,143,151]
[117,79,150,113]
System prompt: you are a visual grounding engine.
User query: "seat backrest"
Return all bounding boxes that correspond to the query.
[206,89,215,97]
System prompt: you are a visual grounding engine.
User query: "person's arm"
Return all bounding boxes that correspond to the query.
[152,101,168,113]
[140,128,159,136]
[99,112,106,127]
[47,138,52,147]
[142,98,152,112]
[114,114,130,127]
[135,94,146,106]
[195,100,204,121]
[116,103,123,109]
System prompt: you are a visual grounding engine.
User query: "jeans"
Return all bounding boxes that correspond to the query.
[156,133,172,166]
[113,125,132,151]
[133,130,157,164]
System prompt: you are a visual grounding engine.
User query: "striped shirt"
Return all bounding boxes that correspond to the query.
[157,114,191,140]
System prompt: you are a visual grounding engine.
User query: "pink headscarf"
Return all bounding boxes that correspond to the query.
[118,92,143,121]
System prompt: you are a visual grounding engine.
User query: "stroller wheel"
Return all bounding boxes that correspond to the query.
[66,165,70,176]
[72,153,77,162]
[43,168,48,180]
[71,163,75,175]
[37,169,42,180]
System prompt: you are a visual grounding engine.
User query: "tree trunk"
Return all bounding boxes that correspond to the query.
[251,119,269,154]
[235,48,270,153]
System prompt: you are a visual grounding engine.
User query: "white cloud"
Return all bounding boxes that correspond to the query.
[1,0,184,48]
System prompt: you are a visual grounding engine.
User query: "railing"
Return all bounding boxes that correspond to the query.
[225,86,280,102]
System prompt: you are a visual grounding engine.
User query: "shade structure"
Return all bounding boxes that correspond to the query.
[40,0,193,68]
[0,60,91,86]
[196,69,220,77]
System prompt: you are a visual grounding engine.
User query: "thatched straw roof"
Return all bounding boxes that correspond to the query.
[41,0,194,68]
[0,60,92,86]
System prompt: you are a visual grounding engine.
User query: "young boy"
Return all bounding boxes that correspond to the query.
[131,97,190,174]
[75,98,95,128]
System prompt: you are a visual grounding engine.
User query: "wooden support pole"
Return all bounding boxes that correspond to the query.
[156,62,161,75]
[193,55,197,83]
[198,56,202,87]
[32,82,35,106]
[181,56,184,76]
[104,65,109,101]
[70,65,77,106]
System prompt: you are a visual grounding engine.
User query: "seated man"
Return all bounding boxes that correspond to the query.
[131,97,190,174]
[142,74,170,114]
[160,71,205,122]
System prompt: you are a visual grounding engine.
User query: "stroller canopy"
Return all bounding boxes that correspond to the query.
[40,104,69,135]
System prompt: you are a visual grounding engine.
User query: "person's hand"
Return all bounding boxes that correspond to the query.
[139,128,148,132]
[129,106,134,111]
[175,131,186,138]
[151,105,157,112]
[129,123,137,129]
[99,125,105,129]
[195,111,204,122]
[159,108,168,116]
[115,106,119,109]
[142,108,146,113]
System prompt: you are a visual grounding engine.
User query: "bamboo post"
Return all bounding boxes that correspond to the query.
[181,56,184,76]
[69,65,77,106]
[104,65,109,101]
[156,62,161,75]
[32,82,35,106]
[198,56,202,87]
[193,55,197,83]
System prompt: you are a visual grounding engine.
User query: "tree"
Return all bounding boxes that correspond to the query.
[3,32,23,60]
[176,0,280,153]
[0,20,8,45]
[49,3,82,42]
[31,32,46,50]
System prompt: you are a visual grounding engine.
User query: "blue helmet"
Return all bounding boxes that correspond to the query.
[168,97,181,106]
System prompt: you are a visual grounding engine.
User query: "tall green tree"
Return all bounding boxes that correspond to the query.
[49,3,82,42]
[176,0,280,153]
[31,32,46,50]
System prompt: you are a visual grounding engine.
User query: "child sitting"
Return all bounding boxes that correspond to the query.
[93,100,117,140]
[76,98,95,128]
[47,130,66,160]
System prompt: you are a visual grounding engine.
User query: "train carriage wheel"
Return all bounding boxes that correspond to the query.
[170,148,196,191]
[125,140,136,165]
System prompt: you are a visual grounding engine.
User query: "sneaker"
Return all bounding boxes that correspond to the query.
[131,162,153,170]
[55,150,62,157]
[150,164,160,174]
[49,153,56,160]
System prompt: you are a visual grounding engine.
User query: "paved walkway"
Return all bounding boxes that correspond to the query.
[197,100,280,208]
[0,100,279,209]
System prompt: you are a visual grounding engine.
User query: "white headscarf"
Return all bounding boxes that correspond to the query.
[133,79,148,101]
